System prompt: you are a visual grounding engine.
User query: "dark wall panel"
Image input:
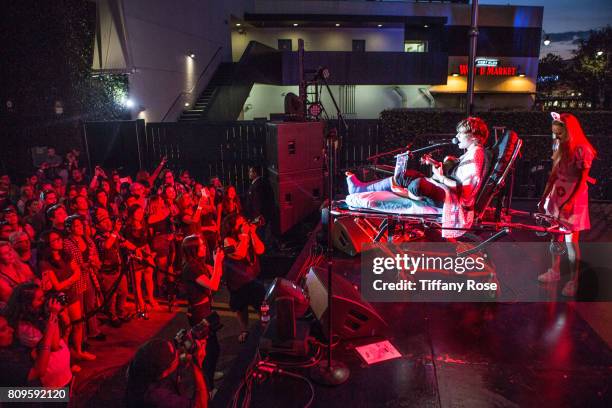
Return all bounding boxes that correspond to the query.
[282,51,449,85]
[446,26,542,57]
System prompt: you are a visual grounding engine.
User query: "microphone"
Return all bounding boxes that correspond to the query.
[428,138,458,145]
[394,138,458,158]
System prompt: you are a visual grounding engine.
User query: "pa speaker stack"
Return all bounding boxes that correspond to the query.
[266,122,325,235]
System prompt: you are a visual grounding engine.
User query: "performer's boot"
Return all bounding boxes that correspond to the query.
[345,172,392,194]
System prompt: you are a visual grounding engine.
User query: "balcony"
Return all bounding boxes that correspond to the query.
[281,51,448,85]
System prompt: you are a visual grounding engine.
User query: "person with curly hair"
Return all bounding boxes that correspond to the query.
[346,117,490,238]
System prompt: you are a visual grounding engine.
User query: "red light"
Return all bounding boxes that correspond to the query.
[308,103,322,117]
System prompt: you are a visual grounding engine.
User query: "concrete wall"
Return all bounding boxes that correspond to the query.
[232,27,404,61]
[241,83,431,120]
[123,0,254,122]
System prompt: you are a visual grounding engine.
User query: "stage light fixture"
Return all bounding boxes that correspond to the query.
[308,103,323,118]
[124,98,134,108]
[377,24,383,27]
[293,23,298,27]
[188,52,196,59]
[424,24,429,28]
[236,23,241,27]
[451,72,459,77]
[543,36,551,46]
[335,23,340,27]
[597,50,604,56]
[518,73,526,77]
[184,102,190,107]
[320,67,331,80]
[264,277,309,318]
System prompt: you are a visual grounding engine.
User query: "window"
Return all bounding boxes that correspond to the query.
[404,41,428,52]
[352,39,366,52]
[278,39,292,51]
[339,85,356,116]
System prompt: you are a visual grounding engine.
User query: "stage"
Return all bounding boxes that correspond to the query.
[213,200,612,407]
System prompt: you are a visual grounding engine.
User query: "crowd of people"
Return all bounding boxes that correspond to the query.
[0,147,271,404]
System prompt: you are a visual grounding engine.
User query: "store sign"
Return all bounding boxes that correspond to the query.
[459,64,518,76]
[475,58,498,67]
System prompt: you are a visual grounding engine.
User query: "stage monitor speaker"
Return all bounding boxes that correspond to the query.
[304,266,387,339]
[266,121,325,173]
[332,216,382,256]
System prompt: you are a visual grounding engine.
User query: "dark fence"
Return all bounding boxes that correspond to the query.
[3,113,612,200]
[144,121,267,194]
[0,116,84,181]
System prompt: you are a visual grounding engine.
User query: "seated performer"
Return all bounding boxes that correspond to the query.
[345,117,489,238]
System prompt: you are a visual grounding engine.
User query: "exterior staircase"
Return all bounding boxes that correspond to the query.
[178,62,235,122]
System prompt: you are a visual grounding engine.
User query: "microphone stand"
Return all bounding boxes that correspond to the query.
[394,142,455,158]
[310,70,350,386]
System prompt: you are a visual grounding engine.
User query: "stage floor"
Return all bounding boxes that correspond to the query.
[215,200,612,407]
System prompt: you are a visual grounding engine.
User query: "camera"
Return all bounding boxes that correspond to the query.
[46,291,69,306]
[174,313,223,355]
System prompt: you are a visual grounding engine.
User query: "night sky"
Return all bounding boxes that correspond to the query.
[482,0,612,33]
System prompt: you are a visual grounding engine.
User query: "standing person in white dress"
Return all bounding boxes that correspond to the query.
[538,112,596,297]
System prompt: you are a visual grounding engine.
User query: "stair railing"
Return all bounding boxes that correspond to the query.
[161,46,223,122]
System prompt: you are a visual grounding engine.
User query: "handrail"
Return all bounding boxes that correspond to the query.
[161,46,223,122]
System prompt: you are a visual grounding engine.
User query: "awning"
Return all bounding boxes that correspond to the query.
[91,0,132,73]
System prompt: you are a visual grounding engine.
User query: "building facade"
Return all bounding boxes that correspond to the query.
[234,0,543,120]
[93,1,543,121]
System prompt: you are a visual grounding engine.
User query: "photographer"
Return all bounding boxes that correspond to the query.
[181,235,224,390]
[0,297,60,387]
[221,213,265,344]
[126,338,208,408]
[3,282,72,388]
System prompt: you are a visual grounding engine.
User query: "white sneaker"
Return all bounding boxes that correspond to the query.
[538,268,560,283]
[562,280,577,297]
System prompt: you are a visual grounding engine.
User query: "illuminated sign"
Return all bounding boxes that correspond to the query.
[475,58,498,67]
[458,64,518,76]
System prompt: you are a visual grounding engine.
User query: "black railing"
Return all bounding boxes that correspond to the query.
[202,42,281,121]
[161,46,223,122]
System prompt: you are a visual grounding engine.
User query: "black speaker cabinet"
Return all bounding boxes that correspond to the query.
[266,121,325,173]
[268,169,323,235]
[332,216,383,256]
[304,266,387,339]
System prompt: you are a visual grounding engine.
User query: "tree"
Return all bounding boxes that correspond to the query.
[537,53,567,95]
[566,26,612,109]
[0,0,129,121]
